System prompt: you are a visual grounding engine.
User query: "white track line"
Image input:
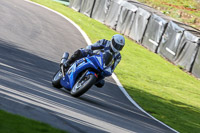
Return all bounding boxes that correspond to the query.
[25,1,179,132]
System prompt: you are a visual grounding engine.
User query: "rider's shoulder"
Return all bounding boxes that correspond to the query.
[96,39,110,46]
[102,39,109,44]
[97,39,106,42]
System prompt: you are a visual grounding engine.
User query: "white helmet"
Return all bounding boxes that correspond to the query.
[111,34,125,53]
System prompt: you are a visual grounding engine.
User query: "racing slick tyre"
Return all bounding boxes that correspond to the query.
[52,70,62,89]
[71,73,97,97]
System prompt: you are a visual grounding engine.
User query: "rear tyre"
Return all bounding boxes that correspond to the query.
[52,70,62,88]
[70,74,96,97]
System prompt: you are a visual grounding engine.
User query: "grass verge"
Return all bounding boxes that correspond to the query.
[138,0,200,29]
[31,0,200,132]
[0,110,66,133]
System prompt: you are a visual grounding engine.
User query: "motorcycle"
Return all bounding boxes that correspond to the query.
[52,50,114,97]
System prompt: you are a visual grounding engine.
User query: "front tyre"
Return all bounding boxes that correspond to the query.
[71,74,96,97]
[52,70,62,88]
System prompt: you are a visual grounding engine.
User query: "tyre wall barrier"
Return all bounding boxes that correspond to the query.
[142,14,167,53]
[157,21,185,61]
[80,0,95,17]
[91,0,111,23]
[69,0,200,78]
[104,0,125,29]
[192,43,200,78]
[129,7,151,43]
[174,31,200,72]
[69,0,73,7]
[116,2,137,36]
[69,0,82,11]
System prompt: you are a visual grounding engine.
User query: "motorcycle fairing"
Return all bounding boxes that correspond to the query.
[60,56,102,90]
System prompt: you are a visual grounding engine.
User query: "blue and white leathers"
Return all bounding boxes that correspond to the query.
[60,51,113,90]
[86,39,121,74]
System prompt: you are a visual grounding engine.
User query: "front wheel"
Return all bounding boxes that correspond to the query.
[71,73,97,97]
[52,70,62,88]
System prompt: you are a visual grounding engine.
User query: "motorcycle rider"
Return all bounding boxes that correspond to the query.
[61,34,125,87]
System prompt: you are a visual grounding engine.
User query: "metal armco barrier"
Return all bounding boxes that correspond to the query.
[69,0,200,78]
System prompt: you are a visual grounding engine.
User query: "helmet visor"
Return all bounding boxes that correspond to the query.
[112,39,124,51]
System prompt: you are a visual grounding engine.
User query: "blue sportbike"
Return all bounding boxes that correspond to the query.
[52,50,114,97]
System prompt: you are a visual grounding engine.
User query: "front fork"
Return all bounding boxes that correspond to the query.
[60,52,69,77]
[61,65,65,78]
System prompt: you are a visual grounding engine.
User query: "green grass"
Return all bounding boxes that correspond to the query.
[0,110,66,133]
[31,0,200,132]
[138,0,200,29]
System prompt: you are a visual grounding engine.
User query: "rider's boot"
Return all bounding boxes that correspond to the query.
[60,49,87,71]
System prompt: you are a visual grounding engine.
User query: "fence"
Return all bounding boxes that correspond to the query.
[69,0,200,78]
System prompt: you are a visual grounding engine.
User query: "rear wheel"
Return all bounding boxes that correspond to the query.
[52,70,62,88]
[71,73,96,97]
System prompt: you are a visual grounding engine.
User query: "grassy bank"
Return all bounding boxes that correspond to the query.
[138,0,200,29]
[31,0,200,132]
[0,110,66,133]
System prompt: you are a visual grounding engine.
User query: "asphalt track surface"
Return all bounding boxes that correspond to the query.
[0,0,175,133]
